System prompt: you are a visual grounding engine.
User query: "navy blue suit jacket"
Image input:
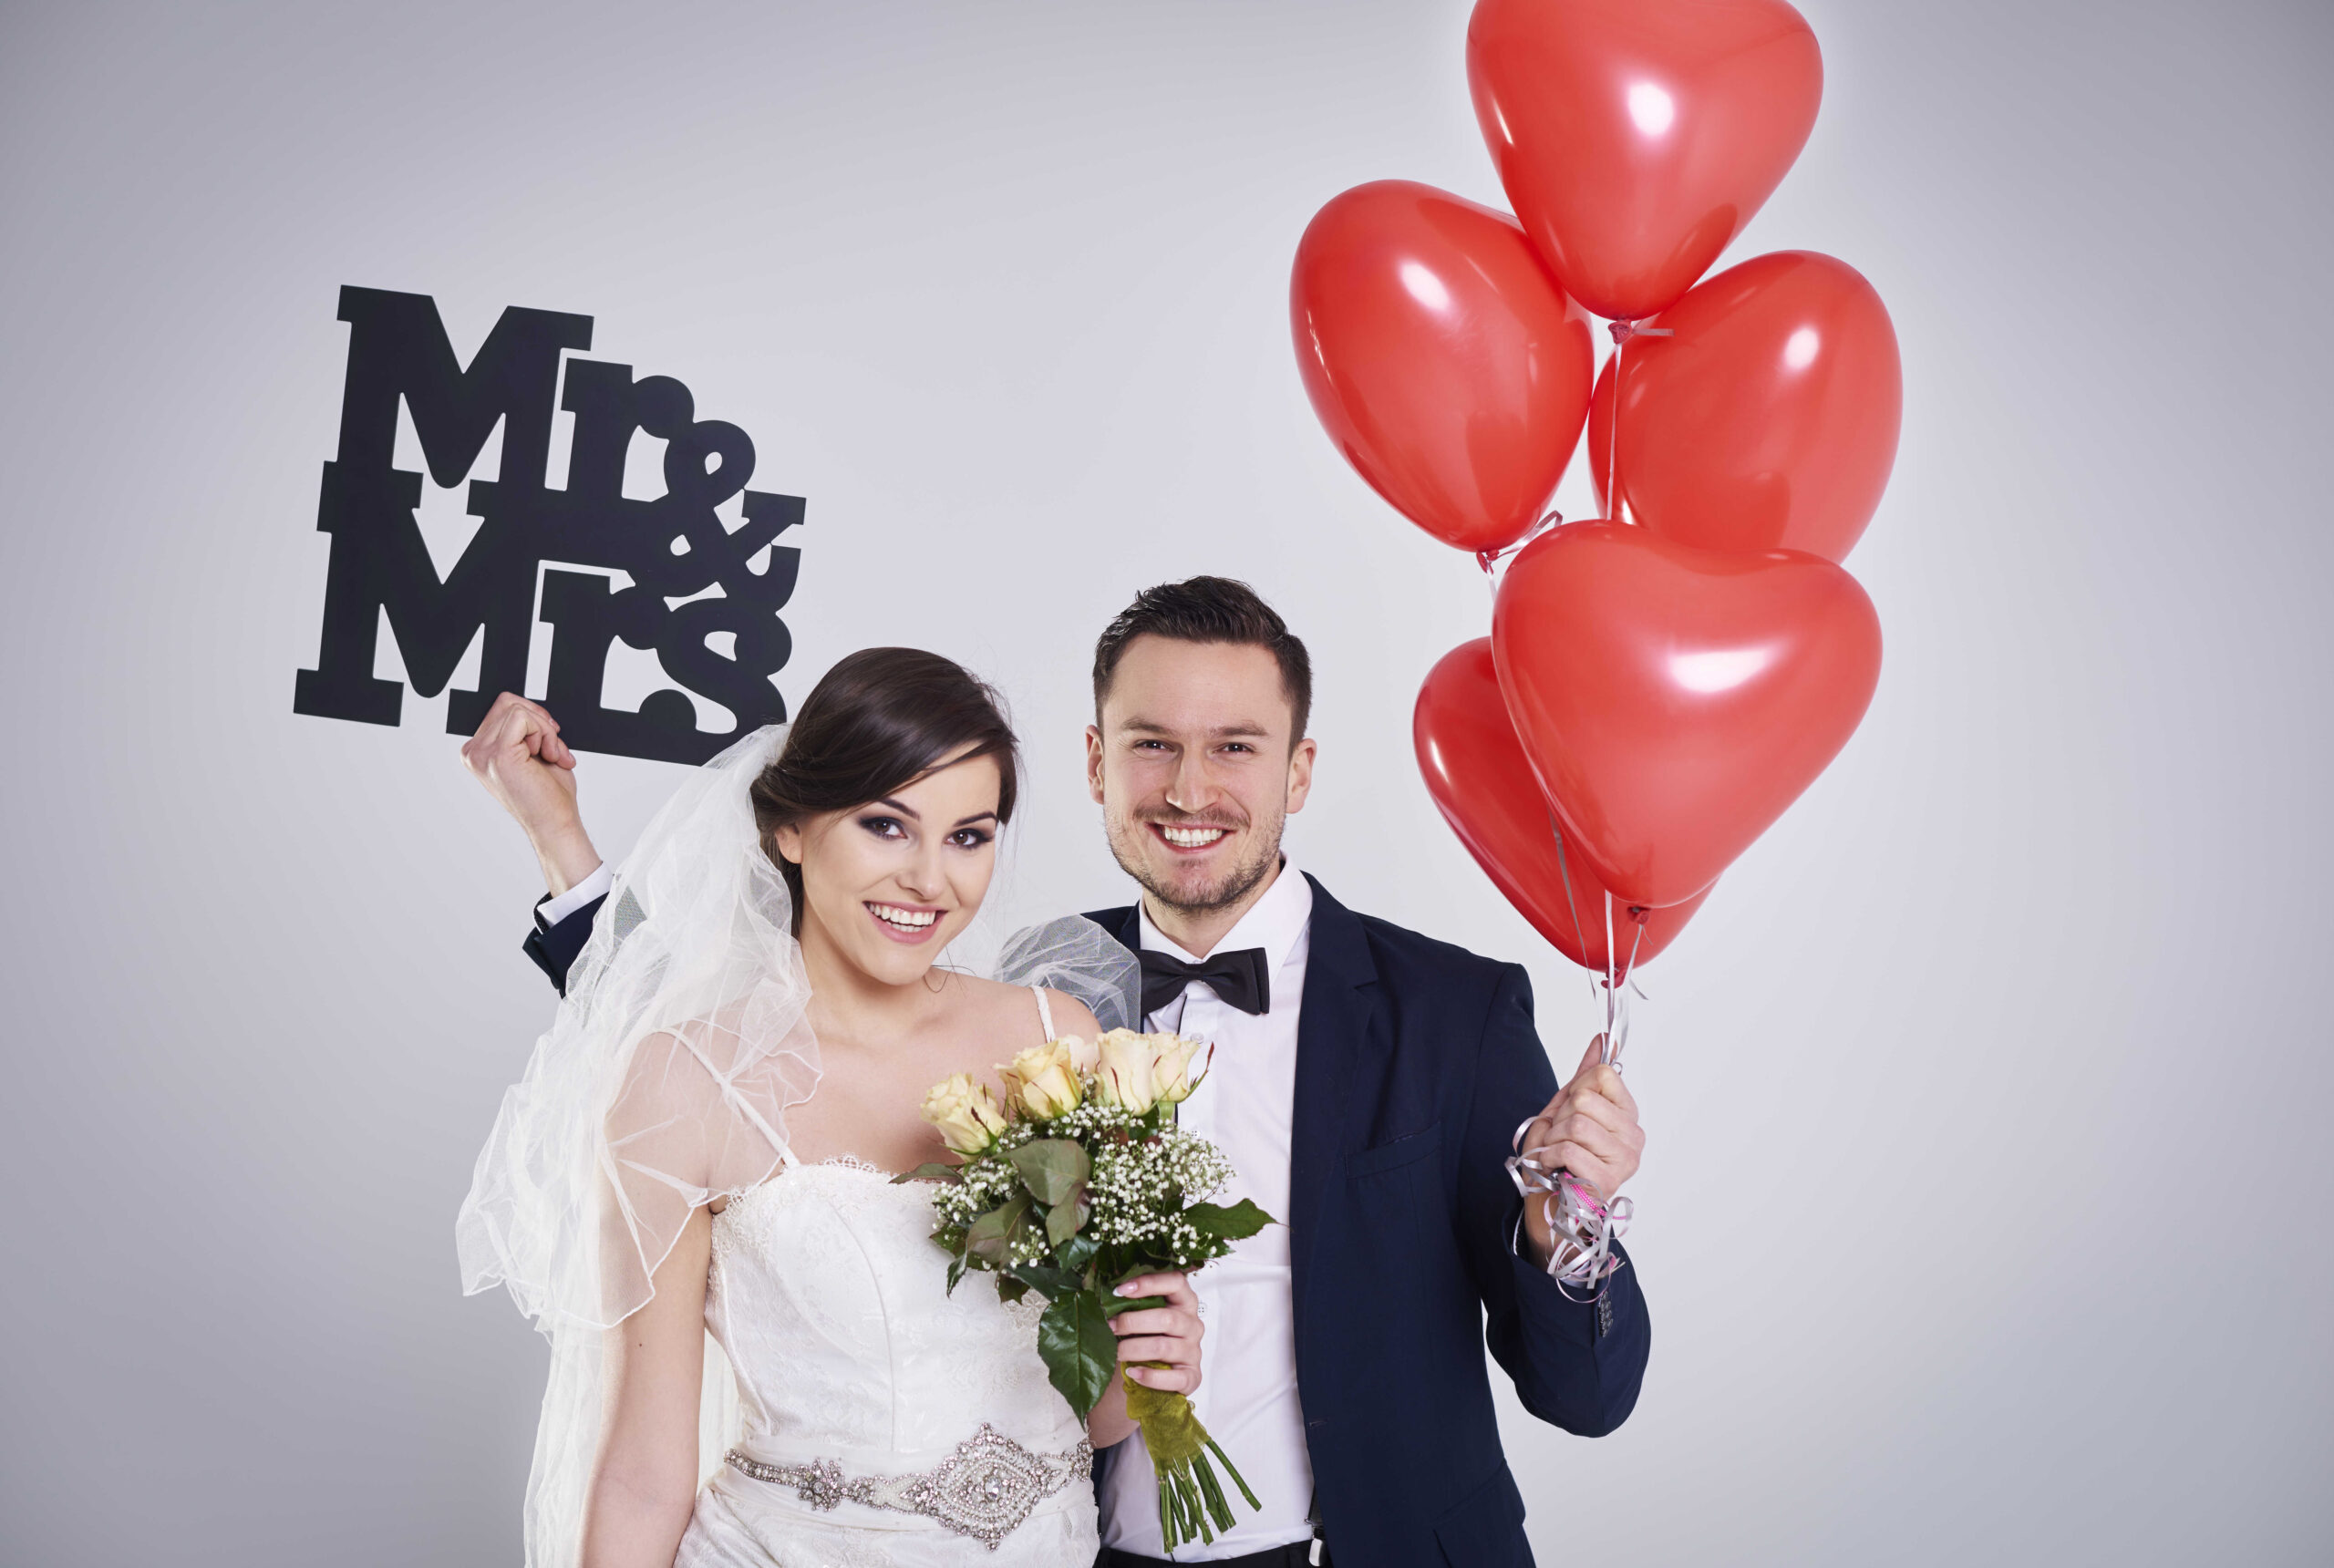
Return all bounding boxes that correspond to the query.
[523,873,1650,1566]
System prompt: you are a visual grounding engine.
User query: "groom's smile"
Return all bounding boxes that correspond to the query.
[1153,820,1233,851]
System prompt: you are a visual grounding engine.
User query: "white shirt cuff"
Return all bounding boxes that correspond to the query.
[537,862,611,928]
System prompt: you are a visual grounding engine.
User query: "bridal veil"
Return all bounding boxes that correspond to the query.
[456,722,1139,1566]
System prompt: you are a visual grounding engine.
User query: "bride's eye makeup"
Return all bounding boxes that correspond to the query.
[857,814,909,841]
[946,826,995,850]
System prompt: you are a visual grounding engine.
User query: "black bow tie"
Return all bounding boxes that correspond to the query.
[1140,946,1272,1017]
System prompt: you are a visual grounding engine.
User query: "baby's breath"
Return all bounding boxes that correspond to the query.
[930,1065,1246,1274]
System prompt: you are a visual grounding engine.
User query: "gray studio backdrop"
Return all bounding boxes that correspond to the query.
[3,2,2327,1564]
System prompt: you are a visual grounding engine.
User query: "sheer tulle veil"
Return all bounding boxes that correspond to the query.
[456,722,1139,1567]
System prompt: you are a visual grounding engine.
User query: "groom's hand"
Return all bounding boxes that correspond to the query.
[460,693,602,896]
[1519,1037,1645,1271]
[1110,1272,1204,1394]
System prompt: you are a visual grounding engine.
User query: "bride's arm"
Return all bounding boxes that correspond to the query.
[1089,1370,1138,1449]
[582,1206,713,1568]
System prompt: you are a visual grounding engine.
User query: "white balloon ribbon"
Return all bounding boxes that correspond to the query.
[1505,1115,1632,1300]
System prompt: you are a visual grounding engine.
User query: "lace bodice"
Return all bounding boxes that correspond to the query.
[675,1155,1097,1565]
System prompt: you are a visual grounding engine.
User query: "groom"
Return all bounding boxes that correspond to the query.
[467,577,1651,1568]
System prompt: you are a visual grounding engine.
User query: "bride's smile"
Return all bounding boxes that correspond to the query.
[866,900,942,935]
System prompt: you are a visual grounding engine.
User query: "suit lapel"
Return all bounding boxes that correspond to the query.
[1079,904,1142,951]
[1287,874,1381,1328]
[1085,885,1381,1326]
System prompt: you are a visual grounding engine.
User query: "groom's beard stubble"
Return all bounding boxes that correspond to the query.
[1105,802,1286,920]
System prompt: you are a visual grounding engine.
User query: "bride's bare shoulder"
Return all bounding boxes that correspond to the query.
[944,973,1101,1042]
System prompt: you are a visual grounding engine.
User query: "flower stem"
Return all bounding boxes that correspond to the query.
[1204,1435,1261,1511]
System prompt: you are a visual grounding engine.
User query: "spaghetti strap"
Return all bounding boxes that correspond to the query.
[1030,984,1058,1043]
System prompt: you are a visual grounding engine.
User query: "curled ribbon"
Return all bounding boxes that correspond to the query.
[1506,1114,1633,1300]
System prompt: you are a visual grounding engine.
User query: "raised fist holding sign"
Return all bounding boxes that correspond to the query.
[458,692,603,897]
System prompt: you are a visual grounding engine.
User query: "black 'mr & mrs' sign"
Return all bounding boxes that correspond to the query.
[294,286,803,765]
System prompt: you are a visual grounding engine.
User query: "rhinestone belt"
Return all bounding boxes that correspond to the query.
[723,1423,1094,1550]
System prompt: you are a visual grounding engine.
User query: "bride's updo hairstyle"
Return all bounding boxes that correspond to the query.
[749,647,1020,931]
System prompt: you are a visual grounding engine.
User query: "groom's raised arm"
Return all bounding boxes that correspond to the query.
[523,869,611,994]
[460,693,607,995]
[1458,965,1652,1438]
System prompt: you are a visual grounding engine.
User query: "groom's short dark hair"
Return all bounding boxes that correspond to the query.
[1093,576,1312,739]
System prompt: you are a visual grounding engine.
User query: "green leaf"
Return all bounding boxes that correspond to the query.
[996,1274,1029,1305]
[1011,1263,1083,1301]
[891,1162,964,1184]
[1045,1183,1089,1247]
[945,1254,966,1296]
[1056,1233,1098,1275]
[1184,1198,1274,1241]
[1037,1289,1117,1419]
[1009,1140,1091,1207]
[965,1193,1031,1268]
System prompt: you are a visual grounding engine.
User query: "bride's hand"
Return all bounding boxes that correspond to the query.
[1110,1272,1205,1395]
[1085,1271,1204,1448]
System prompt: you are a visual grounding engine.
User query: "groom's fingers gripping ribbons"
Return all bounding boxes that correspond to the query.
[1523,1037,1647,1221]
[1110,1273,1203,1394]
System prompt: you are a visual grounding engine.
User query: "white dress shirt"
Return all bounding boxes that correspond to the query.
[535,861,611,928]
[1099,861,1317,1560]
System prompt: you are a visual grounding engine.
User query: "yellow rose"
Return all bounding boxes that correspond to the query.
[999,1039,1083,1120]
[1095,1027,1162,1114]
[1151,1034,1209,1106]
[1061,1034,1102,1076]
[922,1072,1009,1155]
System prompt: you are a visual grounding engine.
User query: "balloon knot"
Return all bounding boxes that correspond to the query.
[1476,512,1562,577]
[1606,319,1673,345]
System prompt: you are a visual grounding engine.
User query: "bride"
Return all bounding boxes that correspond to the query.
[458,649,1205,1567]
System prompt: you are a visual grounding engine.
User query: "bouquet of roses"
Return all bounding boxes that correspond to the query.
[899,1027,1273,1553]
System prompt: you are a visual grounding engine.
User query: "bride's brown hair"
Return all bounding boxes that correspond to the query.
[749,647,1020,930]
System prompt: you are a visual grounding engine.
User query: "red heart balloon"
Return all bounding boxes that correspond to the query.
[1492,521,1881,907]
[1291,180,1596,555]
[1416,637,1709,971]
[1590,251,1901,562]
[1467,0,1823,322]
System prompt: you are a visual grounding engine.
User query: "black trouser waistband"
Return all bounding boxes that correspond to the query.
[1096,1545,1327,1568]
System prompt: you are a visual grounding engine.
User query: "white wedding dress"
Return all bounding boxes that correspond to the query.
[676,996,1100,1566]
[459,727,1136,1568]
